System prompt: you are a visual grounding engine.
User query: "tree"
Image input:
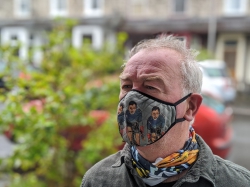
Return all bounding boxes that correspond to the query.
[196,48,214,61]
[0,19,126,187]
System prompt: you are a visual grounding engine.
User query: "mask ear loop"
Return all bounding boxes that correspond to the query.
[174,93,192,123]
[174,93,192,106]
[146,93,193,145]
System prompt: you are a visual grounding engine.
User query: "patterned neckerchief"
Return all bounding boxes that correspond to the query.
[131,127,199,186]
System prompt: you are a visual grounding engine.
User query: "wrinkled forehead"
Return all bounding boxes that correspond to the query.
[125,48,182,70]
[121,49,183,83]
[129,47,183,60]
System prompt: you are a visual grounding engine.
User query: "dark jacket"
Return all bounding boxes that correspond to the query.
[81,135,250,187]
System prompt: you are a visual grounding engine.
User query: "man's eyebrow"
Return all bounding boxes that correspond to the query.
[119,74,165,83]
[144,76,165,85]
[144,76,163,81]
[119,73,130,80]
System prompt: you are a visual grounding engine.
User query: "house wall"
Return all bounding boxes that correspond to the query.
[0,0,14,19]
[0,0,250,20]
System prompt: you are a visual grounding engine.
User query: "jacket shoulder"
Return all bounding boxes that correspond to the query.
[80,151,130,187]
[214,156,250,186]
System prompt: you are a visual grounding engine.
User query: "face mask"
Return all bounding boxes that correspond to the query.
[117,90,191,146]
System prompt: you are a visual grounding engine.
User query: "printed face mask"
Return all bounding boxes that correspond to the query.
[117,90,191,146]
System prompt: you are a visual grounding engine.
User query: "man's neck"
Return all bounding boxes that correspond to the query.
[137,122,190,162]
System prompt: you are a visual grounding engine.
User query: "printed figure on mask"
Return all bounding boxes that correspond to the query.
[125,101,142,145]
[147,106,165,143]
[117,103,125,136]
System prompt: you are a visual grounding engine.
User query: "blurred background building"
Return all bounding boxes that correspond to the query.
[0,0,250,92]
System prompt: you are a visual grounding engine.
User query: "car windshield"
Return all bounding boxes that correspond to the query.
[202,94,225,114]
[203,67,228,78]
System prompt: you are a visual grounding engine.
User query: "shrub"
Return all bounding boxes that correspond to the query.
[0,19,126,187]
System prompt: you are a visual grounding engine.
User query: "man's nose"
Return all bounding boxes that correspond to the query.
[131,82,143,91]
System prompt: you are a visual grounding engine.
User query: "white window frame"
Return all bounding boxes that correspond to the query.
[223,0,247,16]
[72,25,103,49]
[14,0,31,17]
[172,0,187,14]
[50,0,68,17]
[1,27,29,60]
[84,0,104,17]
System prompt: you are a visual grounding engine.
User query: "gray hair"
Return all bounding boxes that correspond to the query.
[127,35,202,95]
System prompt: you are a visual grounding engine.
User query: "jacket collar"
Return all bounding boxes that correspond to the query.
[112,143,131,168]
[177,135,216,186]
[112,135,216,186]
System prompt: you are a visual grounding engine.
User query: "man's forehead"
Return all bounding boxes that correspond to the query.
[119,73,164,82]
[120,51,182,78]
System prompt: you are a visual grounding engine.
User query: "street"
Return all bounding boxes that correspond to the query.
[228,113,250,170]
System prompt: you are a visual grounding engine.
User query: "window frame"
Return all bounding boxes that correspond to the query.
[0,27,29,59]
[83,0,104,17]
[50,0,68,17]
[72,25,103,49]
[172,0,187,14]
[223,0,247,16]
[14,0,31,17]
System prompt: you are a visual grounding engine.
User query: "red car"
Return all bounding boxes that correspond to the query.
[193,93,233,159]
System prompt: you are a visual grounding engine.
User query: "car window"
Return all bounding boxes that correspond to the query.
[202,94,225,114]
[202,67,228,78]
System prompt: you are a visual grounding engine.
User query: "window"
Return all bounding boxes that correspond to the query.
[14,0,31,17]
[84,0,104,17]
[175,36,187,47]
[224,0,247,15]
[173,0,186,13]
[72,26,103,49]
[0,27,29,59]
[50,0,68,17]
[224,40,237,78]
[82,34,93,44]
[10,35,20,56]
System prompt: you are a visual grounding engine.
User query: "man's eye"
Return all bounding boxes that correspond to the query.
[146,86,155,90]
[122,85,132,89]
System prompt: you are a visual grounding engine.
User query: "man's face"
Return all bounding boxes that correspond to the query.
[128,104,136,114]
[119,48,183,103]
[119,48,187,123]
[152,110,159,120]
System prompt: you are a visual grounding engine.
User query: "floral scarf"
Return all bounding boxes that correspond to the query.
[131,127,199,186]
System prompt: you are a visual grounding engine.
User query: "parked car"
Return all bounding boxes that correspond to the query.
[193,92,233,159]
[199,60,237,104]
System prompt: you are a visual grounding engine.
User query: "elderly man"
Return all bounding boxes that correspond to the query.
[81,36,250,187]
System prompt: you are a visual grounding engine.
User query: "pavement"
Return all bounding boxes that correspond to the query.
[231,91,250,116]
[0,136,14,187]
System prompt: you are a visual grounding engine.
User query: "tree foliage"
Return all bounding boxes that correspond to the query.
[0,19,126,186]
[196,48,214,61]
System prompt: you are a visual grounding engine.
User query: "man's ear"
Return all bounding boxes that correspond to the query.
[184,93,202,122]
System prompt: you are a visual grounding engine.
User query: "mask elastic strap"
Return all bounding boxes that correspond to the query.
[174,93,192,106]
[174,93,192,124]
[175,118,186,123]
